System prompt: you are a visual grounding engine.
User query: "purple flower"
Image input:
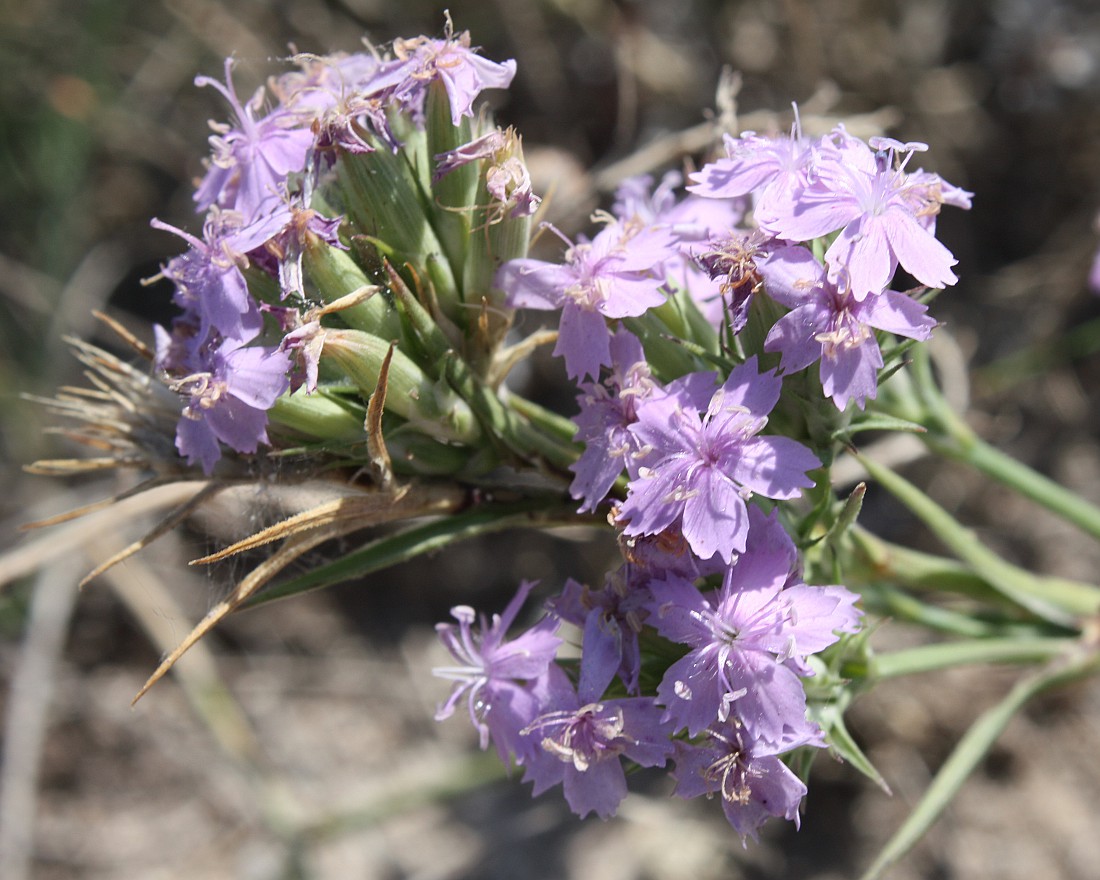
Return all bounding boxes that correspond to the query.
[645,507,861,744]
[151,211,277,355]
[550,567,652,696]
[520,671,674,819]
[613,171,742,326]
[768,129,959,300]
[619,357,820,563]
[569,329,658,511]
[759,245,936,409]
[393,26,516,124]
[672,718,815,841]
[170,337,291,473]
[433,581,563,764]
[193,59,314,221]
[687,125,813,230]
[497,222,672,380]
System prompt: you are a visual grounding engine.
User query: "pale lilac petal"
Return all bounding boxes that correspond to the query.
[497,260,571,310]
[883,207,958,289]
[556,301,611,380]
[715,355,782,417]
[578,610,623,702]
[821,340,882,410]
[681,468,749,561]
[862,289,936,339]
[562,754,628,819]
[827,214,893,300]
[765,308,826,374]
[774,192,860,241]
[728,435,820,500]
[725,654,810,747]
[757,245,824,309]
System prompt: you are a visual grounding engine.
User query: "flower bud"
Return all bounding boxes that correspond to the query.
[321,328,481,445]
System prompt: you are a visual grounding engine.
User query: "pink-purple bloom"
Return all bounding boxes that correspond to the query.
[193,59,314,222]
[672,718,816,841]
[550,567,652,696]
[167,336,291,474]
[497,222,673,380]
[619,357,820,563]
[569,329,657,511]
[393,26,517,124]
[434,581,562,764]
[688,126,812,230]
[151,212,273,353]
[767,129,959,300]
[520,667,675,820]
[613,172,741,323]
[645,507,861,744]
[759,245,937,409]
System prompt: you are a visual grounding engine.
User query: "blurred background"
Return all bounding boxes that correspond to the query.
[3,0,1100,877]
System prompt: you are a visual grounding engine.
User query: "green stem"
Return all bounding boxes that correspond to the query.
[872,637,1076,679]
[860,646,1100,880]
[856,452,1100,624]
[847,526,1003,603]
[907,343,1100,542]
[926,421,1100,543]
[443,354,580,473]
[506,393,582,445]
[859,584,1042,639]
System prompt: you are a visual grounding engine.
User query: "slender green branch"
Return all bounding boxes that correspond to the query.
[856,452,1100,625]
[872,637,1077,679]
[860,645,1100,880]
[924,422,1100,543]
[906,343,1100,542]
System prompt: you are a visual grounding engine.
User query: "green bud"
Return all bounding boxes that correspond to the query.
[321,329,481,445]
[268,387,364,441]
[303,237,404,341]
[427,79,477,281]
[334,143,461,310]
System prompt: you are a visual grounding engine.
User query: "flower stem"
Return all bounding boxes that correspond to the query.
[906,344,1100,542]
[855,452,1100,625]
[860,644,1100,880]
[872,636,1077,679]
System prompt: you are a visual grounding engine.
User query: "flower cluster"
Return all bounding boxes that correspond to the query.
[430,104,969,835]
[62,17,975,846]
[150,21,527,473]
[434,508,861,835]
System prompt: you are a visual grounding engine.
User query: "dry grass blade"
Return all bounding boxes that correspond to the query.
[91,309,154,360]
[20,475,193,529]
[187,484,464,566]
[132,521,363,704]
[366,341,396,492]
[79,482,227,587]
[0,482,208,592]
[134,481,468,701]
